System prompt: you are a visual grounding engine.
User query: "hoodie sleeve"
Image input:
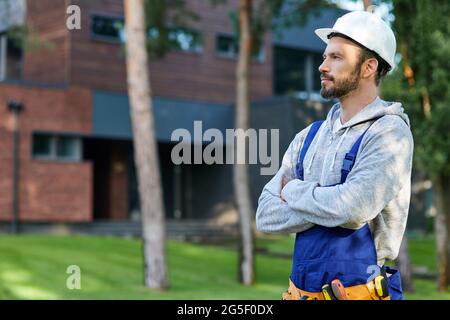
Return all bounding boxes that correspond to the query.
[256,128,316,234]
[280,116,414,228]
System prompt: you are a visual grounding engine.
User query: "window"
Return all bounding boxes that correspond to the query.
[90,14,203,53]
[216,34,265,62]
[56,136,80,159]
[32,134,52,157]
[274,46,307,95]
[90,14,124,43]
[0,34,7,81]
[274,46,323,96]
[216,34,238,59]
[32,133,82,162]
[312,53,324,92]
[148,26,203,53]
[0,32,23,81]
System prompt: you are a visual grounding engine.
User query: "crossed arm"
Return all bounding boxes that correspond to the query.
[256,120,414,234]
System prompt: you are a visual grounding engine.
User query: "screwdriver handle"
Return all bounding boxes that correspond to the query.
[331,279,348,300]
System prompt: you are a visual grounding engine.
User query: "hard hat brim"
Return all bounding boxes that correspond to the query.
[314,28,335,44]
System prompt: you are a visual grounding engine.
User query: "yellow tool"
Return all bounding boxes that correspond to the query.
[374,275,389,298]
[322,284,337,300]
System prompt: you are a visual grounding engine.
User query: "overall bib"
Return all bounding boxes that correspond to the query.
[287,119,403,300]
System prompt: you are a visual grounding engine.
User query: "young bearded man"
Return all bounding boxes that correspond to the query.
[256,11,414,300]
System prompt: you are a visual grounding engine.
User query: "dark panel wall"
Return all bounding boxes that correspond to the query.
[249,97,333,212]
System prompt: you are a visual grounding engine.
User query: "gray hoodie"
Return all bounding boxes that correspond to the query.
[256,97,414,266]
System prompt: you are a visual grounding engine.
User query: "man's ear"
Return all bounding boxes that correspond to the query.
[362,58,379,80]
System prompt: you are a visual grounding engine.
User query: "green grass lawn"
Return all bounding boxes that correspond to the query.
[0,235,291,299]
[0,234,448,300]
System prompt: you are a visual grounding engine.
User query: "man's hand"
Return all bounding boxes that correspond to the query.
[280,174,291,202]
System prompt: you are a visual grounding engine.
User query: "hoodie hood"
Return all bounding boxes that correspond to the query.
[326,96,411,133]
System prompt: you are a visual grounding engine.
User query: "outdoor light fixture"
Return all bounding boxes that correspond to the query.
[7,99,24,234]
[8,100,24,113]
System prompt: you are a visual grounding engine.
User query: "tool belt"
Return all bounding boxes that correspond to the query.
[282,278,391,300]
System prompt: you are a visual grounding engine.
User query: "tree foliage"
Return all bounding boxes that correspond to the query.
[226,0,338,57]
[382,0,450,178]
[143,0,199,58]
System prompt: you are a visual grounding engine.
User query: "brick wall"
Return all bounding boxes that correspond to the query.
[22,0,70,84]
[22,0,273,102]
[0,112,13,221]
[0,84,93,222]
[68,0,273,103]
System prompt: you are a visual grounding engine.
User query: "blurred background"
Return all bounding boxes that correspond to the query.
[0,0,448,299]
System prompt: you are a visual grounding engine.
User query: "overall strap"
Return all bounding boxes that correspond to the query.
[340,116,383,184]
[296,120,325,180]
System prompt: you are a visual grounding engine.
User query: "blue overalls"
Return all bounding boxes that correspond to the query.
[290,119,404,300]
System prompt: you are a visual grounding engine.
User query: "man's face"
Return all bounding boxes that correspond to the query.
[319,36,364,99]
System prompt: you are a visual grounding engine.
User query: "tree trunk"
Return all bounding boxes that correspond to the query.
[395,235,414,293]
[433,174,450,291]
[124,0,168,289]
[234,0,255,286]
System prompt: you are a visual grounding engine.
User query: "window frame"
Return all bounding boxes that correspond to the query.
[215,33,265,63]
[89,12,125,44]
[216,33,238,59]
[88,13,204,55]
[273,45,323,97]
[0,33,7,81]
[32,132,83,163]
[4,32,24,81]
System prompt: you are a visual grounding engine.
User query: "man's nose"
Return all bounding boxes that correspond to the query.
[318,59,329,74]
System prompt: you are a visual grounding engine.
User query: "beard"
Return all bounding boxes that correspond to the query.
[320,64,362,99]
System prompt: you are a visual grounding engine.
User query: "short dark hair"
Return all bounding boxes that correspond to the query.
[327,32,391,86]
[359,48,390,85]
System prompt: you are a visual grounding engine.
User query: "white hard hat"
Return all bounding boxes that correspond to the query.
[315,11,396,70]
